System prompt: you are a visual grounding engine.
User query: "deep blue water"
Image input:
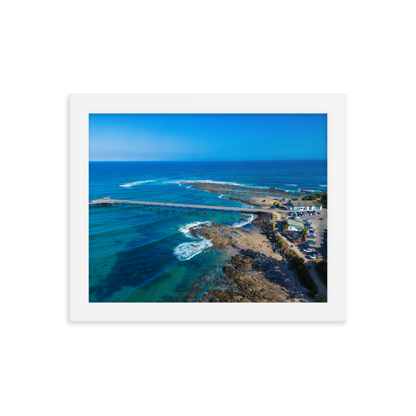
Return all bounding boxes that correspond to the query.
[89,161,327,302]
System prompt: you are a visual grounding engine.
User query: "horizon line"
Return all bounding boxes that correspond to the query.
[89,159,327,162]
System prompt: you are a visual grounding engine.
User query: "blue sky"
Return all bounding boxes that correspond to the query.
[89,114,327,161]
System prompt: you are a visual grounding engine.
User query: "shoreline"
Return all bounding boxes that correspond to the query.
[192,215,310,303]
[184,182,315,302]
[180,180,300,207]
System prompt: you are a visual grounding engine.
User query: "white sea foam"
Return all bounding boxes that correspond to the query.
[186,186,192,189]
[175,221,213,261]
[174,240,213,261]
[231,214,257,228]
[319,185,327,187]
[119,180,153,188]
[179,221,212,236]
[172,179,246,186]
[242,202,255,208]
[219,194,223,198]
[286,184,297,186]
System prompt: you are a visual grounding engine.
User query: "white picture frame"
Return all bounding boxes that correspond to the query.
[69,93,347,322]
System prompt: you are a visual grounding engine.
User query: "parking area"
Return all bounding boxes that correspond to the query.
[282,209,327,259]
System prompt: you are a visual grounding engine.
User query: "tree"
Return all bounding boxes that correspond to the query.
[301,228,308,237]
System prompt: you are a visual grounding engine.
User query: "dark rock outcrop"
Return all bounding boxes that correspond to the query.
[198,249,307,303]
[189,222,248,249]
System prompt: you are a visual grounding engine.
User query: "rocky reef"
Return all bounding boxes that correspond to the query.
[198,249,307,303]
[180,181,293,199]
[181,184,308,303]
[189,222,248,249]
[188,219,307,303]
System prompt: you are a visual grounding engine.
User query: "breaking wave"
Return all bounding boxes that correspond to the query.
[120,180,153,188]
[179,221,212,236]
[174,240,213,261]
[231,214,257,228]
[175,221,213,261]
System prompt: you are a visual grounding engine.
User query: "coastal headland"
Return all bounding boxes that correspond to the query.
[181,182,325,302]
[180,181,295,209]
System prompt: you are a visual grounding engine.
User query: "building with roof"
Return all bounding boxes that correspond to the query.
[286,219,305,232]
[287,200,323,212]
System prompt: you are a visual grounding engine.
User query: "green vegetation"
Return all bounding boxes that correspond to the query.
[316,259,327,287]
[301,228,308,237]
[302,192,326,200]
[317,294,327,302]
[290,255,318,298]
[273,230,318,299]
[275,234,288,250]
[302,192,327,208]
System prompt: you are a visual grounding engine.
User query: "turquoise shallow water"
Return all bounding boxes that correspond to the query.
[89,161,327,302]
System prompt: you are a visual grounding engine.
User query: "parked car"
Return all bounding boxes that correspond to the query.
[304,248,316,253]
[319,217,324,220]
[307,240,316,244]
[308,253,317,259]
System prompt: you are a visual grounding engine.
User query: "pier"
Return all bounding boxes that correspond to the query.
[89,197,279,214]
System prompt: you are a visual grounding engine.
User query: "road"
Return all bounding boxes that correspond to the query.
[273,212,328,299]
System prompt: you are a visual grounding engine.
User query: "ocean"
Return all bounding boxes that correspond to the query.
[89,160,327,302]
